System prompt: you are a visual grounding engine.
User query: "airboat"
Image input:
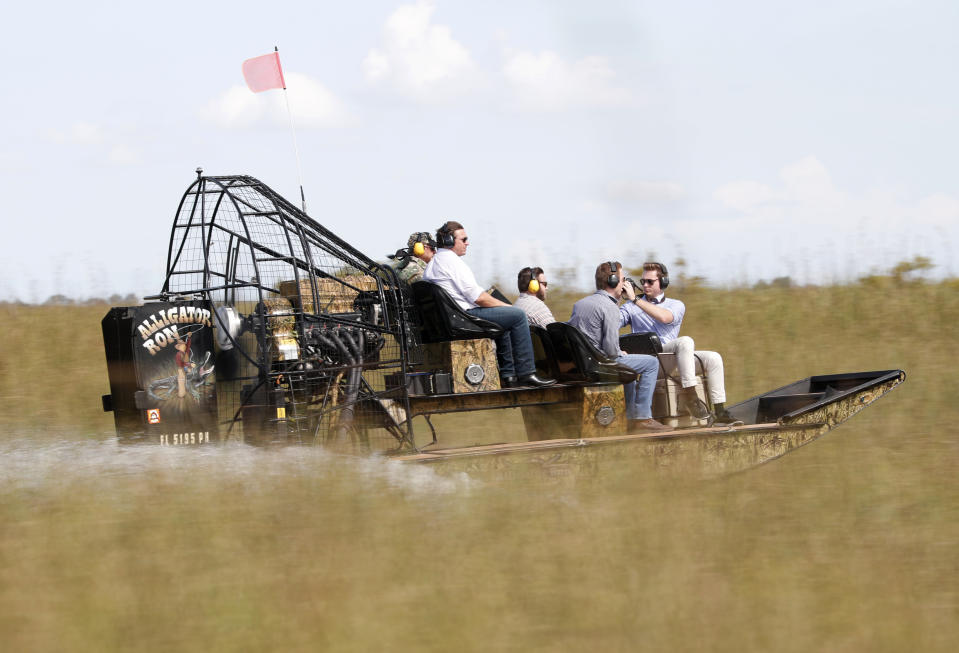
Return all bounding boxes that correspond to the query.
[100,172,905,476]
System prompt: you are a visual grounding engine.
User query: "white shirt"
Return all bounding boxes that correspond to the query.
[423,248,485,310]
[619,293,686,342]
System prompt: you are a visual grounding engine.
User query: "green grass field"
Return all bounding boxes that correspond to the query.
[0,281,956,651]
[3,280,954,433]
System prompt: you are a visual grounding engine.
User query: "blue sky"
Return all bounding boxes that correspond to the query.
[2,0,956,300]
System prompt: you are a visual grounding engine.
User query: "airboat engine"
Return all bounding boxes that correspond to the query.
[102,172,415,450]
[213,306,244,350]
[102,300,219,445]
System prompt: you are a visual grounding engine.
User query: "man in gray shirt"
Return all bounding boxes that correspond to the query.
[569,261,666,431]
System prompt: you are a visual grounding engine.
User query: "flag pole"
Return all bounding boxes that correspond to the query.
[275,46,308,214]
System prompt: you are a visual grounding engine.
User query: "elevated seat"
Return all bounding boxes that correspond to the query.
[546,322,637,384]
[619,333,712,426]
[619,332,663,356]
[531,325,561,379]
[618,333,705,383]
[410,281,504,344]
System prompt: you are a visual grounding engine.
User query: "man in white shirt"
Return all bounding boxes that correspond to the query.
[423,221,555,388]
[513,266,556,328]
[620,261,735,424]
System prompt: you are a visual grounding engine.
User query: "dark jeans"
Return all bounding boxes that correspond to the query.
[467,306,535,378]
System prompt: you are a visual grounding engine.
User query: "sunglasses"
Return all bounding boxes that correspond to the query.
[456,236,468,243]
[639,278,658,286]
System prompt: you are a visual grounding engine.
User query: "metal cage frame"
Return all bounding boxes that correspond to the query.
[149,171,419,450]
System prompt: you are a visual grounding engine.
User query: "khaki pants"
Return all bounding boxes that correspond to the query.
[661,336,726,404]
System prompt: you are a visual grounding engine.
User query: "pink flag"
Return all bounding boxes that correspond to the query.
[242,51,286,93]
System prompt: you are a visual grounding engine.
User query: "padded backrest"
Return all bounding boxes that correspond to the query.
[530,325,560,379]
[546,322,637,384]
[619,332,664,356]
[410,281,504,344]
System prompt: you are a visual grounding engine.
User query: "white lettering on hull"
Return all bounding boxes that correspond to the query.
[158,431,211,446]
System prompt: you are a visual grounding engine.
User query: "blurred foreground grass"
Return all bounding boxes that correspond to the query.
[0,282,957,651]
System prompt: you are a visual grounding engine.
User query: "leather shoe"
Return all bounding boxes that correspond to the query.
[516,373,556,387]
[628,418,669,433]
[500,375,517,388]
[678,388,711,420]
[712,409,744,427]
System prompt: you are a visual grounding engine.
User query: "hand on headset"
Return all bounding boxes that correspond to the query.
[622,277,638,301]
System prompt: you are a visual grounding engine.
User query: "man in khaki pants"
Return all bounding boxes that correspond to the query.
[619,262,737,425]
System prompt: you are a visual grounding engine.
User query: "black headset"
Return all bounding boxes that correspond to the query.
[648,261,669,289]
[436,223,456,248]
[606,261,620,288]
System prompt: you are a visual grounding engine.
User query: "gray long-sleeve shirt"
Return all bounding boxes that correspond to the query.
[568,290,622,358]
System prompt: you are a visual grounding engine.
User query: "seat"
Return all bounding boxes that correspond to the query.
[619,332,663,356]
[410,281,504,344]
[545,322,637,384]
[530,325,561,379]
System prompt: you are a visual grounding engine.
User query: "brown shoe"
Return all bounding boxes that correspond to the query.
[628,418,669,433]
[678,388,711,420]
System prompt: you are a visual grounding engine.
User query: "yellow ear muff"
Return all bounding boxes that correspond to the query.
[413,242,425,256]
[528,278,540,293]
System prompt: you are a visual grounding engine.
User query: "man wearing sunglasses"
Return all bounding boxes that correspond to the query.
[620,262,735,425]
[568,261,667,432]
[514,266,556,328]
[423,221,555,388]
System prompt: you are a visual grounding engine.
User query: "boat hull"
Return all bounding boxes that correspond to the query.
[395,370,906,478]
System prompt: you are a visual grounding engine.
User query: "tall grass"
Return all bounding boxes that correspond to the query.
[0,304,115,432]
[0,282,956,652]
[2,280,955,432]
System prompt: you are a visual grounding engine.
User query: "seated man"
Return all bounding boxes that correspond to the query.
[568,261,666,432]
[620,261,735,424]
[423,221,555,388]
[513,266,556,328]
[388,232,435,283]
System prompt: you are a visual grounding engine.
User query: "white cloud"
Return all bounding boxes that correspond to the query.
[42,121,142,166]
[201,86,261,129]
[605,180,685,205]
[780,155,835,202]
[702,156,959,283]
[108,144,140,165]
[0,150,19,172]
[714,156,839,215]
[45,121,104,145]
[713,180,775,211]
[201,72,354,129]
[363,0,477,102]
[914,193,959,228]
[285,72,355,128]
[502,50,632,110]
